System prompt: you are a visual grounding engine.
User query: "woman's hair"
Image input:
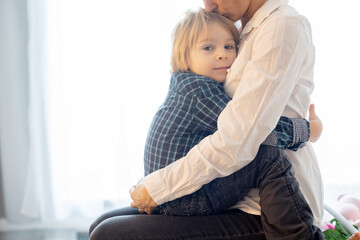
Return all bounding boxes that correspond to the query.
[171,8,239,73]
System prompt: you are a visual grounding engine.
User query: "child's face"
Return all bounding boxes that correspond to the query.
[189,23,237,83]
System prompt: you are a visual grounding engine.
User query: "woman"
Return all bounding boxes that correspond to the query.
[91,0,325,239]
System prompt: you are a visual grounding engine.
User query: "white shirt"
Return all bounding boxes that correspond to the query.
[144,0,324,227]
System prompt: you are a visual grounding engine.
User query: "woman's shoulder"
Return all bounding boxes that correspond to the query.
[268,4,311,28]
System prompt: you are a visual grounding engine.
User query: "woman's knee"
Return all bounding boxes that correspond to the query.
[89,217,123,240]
[89,207,140,237]
[89,217,102,237]
[88,212,113,236]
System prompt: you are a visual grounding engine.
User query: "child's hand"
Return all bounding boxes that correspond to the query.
[309,104,323,143]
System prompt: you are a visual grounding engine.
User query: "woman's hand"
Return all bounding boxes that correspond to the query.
[308,104,323,143]
[129,177,158,214]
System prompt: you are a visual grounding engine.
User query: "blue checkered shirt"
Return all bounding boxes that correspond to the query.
[144,72,309,176]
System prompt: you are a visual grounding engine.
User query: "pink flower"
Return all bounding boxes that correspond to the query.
[321,220,335,231]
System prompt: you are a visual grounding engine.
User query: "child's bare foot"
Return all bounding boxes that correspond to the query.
[349,232,360,240]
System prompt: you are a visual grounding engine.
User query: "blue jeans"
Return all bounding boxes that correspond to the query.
[89,146,324,240]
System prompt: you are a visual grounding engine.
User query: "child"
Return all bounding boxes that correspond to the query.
[141,7,320,230]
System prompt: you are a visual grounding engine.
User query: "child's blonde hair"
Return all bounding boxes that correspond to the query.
[171,8,239,73]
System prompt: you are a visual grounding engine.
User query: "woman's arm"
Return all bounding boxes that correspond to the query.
[195,83,320,150]
[130,104,323,214]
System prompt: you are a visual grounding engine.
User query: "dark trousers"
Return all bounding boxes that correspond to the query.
[90,207,266,240]
[89,146,324,240]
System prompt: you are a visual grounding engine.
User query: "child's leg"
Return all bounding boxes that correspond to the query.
[156,145,294,216]
[154,145,284,216]
[155,145,323,239]
[155,170,251,216]
[154,145,278,216]
[256,146,324,240]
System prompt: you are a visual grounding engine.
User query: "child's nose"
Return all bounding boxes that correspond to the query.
[216,54,227,60]
[216,48,228,60]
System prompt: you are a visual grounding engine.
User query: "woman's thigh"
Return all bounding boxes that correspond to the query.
[89,207,265,240]
[89,206,141,234]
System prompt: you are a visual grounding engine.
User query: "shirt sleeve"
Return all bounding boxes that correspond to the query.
[195,83,309,149]
[144,17,312,205]
[262,117,310,150]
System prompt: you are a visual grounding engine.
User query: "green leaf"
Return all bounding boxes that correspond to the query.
[323,229,347,240]
[330,218,352,237]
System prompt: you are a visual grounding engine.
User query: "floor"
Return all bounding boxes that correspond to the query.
[0,230,88,240]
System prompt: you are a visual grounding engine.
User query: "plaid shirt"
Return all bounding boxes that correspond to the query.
[144,72,309,176]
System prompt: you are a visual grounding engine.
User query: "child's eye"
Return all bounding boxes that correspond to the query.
[225,45,234,50]
[203,46,214,51]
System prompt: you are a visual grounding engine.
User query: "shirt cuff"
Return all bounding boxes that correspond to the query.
[143,170,167,205]
[289,118,310,150]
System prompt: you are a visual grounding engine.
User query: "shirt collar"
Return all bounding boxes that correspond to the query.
[241,0,289,36]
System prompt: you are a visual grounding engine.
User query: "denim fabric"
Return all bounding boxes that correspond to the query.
[154,146,324,240]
